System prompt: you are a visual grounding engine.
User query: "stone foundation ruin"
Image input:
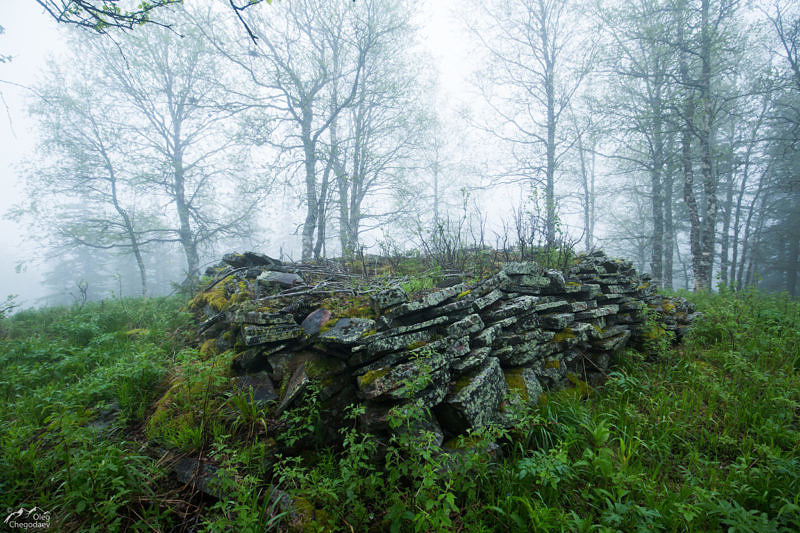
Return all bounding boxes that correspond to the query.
[189,250,698,446]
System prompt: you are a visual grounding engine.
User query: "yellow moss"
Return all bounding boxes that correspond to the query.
[357,367,389,388]
[661,299,676,313]
[206,287,231,312]
[456,289,472,299]
[566,281,582,287]
[552,327,576,343]
[503,369,528,402]
[637,282,650,290]
[318,318,338,334]
[188,292,207,310]
[230,291,250,305]
[544,358,561,369]
[566,372,592,398]
[200,338,218,356]
[360,328,377,338]
[222,330,235,343]
[407,340,428,350]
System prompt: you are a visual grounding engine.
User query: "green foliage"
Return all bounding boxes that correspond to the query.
[2,288,800,531]
[0,295,190,530]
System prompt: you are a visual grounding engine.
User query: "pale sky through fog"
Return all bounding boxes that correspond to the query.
[0,1,484,307]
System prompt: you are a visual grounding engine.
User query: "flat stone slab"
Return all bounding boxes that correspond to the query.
[383,283,468,320]
[446,313,484,338]
[356,351,449,401]
[234,371,278,405]
[365,315,450,343]
[370,286,408,314]
[243,324,304,346]
[222,251,282,269]
[575,305,619,320]
[451,347,491,373]
[257,271,304,288]
[227,310,296,326]
[502,262,544,276]
[540,313,575,330]
[504,367,544,404]
[435,357,507,434]
[301,308,332,336]
[318,318,376,345]
[356,328,435,358]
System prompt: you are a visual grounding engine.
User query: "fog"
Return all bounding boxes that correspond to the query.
[1,0,799,308]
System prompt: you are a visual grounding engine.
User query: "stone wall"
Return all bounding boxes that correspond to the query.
[191,250,698,444]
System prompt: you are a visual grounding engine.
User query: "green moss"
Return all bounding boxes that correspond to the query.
[318,318,338,334]
[544,358,561,369]
[566,281,582,287]
[566,372,591,397]
[504,368,528,402]
[637,282,650,290]
[407,340,429,350]
[360,328,377,338]
[552,327,576,343]
[305,357,342,380]
[357,367,389,388]
[456,289,472,299]
[452,374,473,393]
[200,338,218,356]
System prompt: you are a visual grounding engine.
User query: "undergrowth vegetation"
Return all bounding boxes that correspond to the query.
[1,287,799,531]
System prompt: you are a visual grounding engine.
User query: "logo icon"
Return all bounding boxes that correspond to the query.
[4,507,51,529]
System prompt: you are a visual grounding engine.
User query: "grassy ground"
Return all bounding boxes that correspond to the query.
[1,288,798,531]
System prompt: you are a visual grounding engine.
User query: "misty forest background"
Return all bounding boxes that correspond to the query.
[3,0,800,307]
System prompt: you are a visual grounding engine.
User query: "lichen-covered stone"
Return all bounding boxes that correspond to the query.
[227,310,296,326]
[447,313,485,338]
[319,318,376,346]
[540,313,575,330]
[257,270,304,288]
[301,308,332,336]
[243,324,304,346]
[451,347,491,373]
[222,251,282,269]
[575,305,619,320]
[356,350,449,402]
[504,367,543,404]
[471,323,503,348]
[365,315,450,343]
[233,347,270,373]
[591,330,631,351]
[384,283,468,320]
[535,300,571,314]
[484,296,539,322]
[502,262,544,276]
[435,357,507,434]
[276,364,310,414]
[472,289,504,311]
[532,355,567,386]
[234,371,278,405]
[370,286,408,314]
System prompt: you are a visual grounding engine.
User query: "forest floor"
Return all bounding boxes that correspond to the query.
[1,285,799,532]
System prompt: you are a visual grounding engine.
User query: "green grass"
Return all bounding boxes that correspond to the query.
[0,296,192,531]
[1,288,799,531]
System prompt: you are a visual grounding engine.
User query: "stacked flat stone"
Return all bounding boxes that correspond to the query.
[192,250,698,445]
